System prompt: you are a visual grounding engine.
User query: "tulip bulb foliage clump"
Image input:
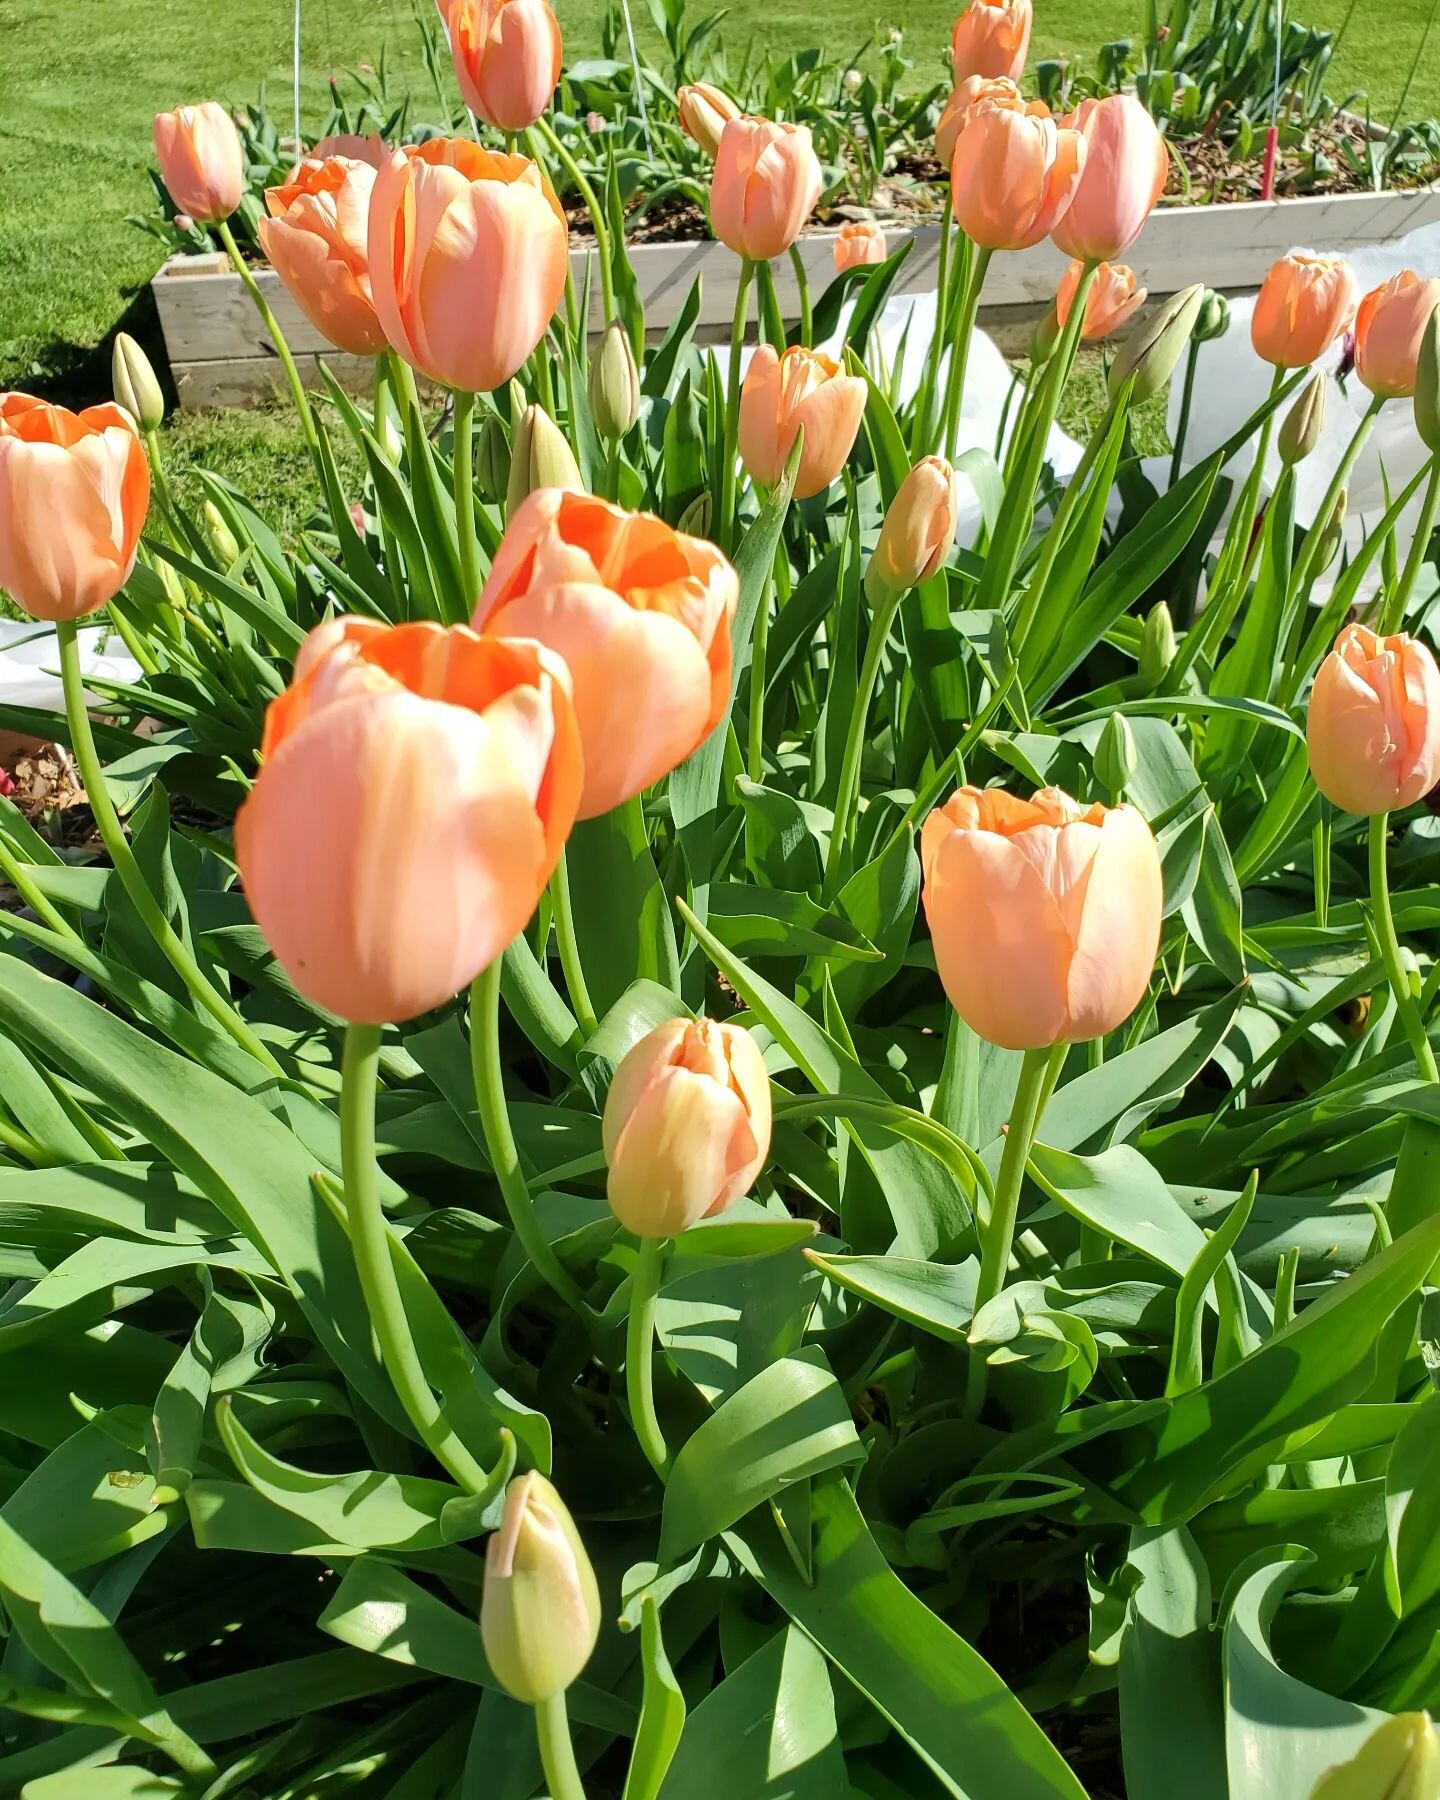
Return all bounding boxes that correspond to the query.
[6,12,1440,1800]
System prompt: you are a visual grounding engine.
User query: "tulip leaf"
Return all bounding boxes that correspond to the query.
[1026,1142,1212,1285]
[564,802,682,1022]
[1119,1526,1227,1800]
[622,1597,687,1800]
[805,1249,979,1342]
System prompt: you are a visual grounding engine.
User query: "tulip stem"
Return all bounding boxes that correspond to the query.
[912,194,954,457]
[788,243,813,346]
[54,618,284,1077]
[453,388,480,609]
[341,1023,507,1495]
[626,1235,671,1478]
[0,833,81,942]
[824,584,903,900]
[533,117,614,325]
[974,1043,1066,1316]
[940,245,992,462]
[469,958,591,1312]
[1367,815,1438,1082]
[1168,335,1201,488]
[215,218,318,456]
[1382,455,1440,634]
[1291,393,1382,598]
[551,852,598,1037]
[719,259,756,557]
[534,1690,588,1800]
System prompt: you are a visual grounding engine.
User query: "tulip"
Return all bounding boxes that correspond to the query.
[1107,282,1203,404]
[111,333,165,433]
[0,395,150,622]
[235,620,582,1022]
[475,491,737,817]
[1250,251,1359,369]
[934,75,1044,167]
[1194,288,1231,343]
[1307,624,1440,817]
[866,456,962,604]
[309,132,389,169]
[1094,712,1137,799]
[602,1017,773,1236]
[258,157,387,357]
[710,117,822,262]
[442,0,562,133]
[480,1474,600,1704]
[202,501,241,568]
[737,344,868,499]
[677,81,741,158]
[1057,259,1146,342]
[1278,370,1327,464]
[1139,599,1176,685]
[1051,95,1169,264]
[833,221,887,273]
[921,784,1163,1049]
[506,404,584,520]
[950,106,1085,252]
[950,0,1032,83]
[153,103,245,224]
[589,319,641,441]
[1311,1713,1440,1800]
[368,140,568,393]
[1354,270,1440,400]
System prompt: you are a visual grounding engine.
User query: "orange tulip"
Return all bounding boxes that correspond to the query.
[236,620,582,1023]
[1354,271,1440,400]
[950,107,1085,252]
[1057,258,1146,341]
[474,491,737,818]
[677,82,741,158]
[442,0,562,133]
[950,0,1032,83]
[153,102,245,224]
[710,117,822,261]
[833,221,887,273]
[368,140,567,393]
[1051,96,1169,263]
[935,75,1045,167]
[1307,625,1440,816]
[1250,251,1359,369]
[259,157,386,357]
[737,344,868,499]
[602,1017,772,1237]
[0,395,150,622]
[921,785,1163,1050]
[867,455,962,603]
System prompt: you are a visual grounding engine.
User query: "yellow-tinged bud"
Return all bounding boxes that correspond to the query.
[1094,712,1137,797]
[480,1474,601,1704]
[202,501,240,567]
[1416,307,1440,454]
[112,332,165,433]
[1310,1713,1440,1800]
[1279,371,1327,465]
[1139,599,1176,684]
[676,82,741,158]
[506,405,584,521]
[865,455,962,606]
[589,319,641,441]
[1109,283,1206,405]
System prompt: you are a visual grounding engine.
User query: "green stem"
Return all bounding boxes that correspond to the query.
[55,618,283,1076]
[534,116,614,324]
[788,242,813,346]
[341,1025,504,1494]
[973,1043,1065,1314]
[534,1690,587,1800]
[747,523,778,782]
[0,834,81,940]
[824,585,903,898]
[1383,455,1440,634]
[719,259,756,556]
[912,194,954,456]
[215,218,318,455]
[469,959,590,1311]
[1168,336,1201,488]
[551,851,598,1037]
[626,1234,670,1477]
[1368,815,1438,1081]
[453,388,480,610]
[1291,395,1382,596]
[940,246,992,461]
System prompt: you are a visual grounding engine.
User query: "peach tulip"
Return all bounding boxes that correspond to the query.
[259,158,386,356]
[833,221,887,273]
[737,344,868,499]
[1355,271,1440,400]
[368,140,567,393]
[678,82,741,158]
[0,395,150,622]
[474,491,737,817]
[950,107,1085,252]
[950,0,1032,83]
[1307,625,1440,816]
[443,0,562,133]
[867,455,962,603]
[602,1017,772,1237]
[1057,259,1147,341]
[1250,251,1359,369]
[236,620,582,1022]
[308,133,389,170]
[1051,95,1169,263]
[710,117,822,262]
[153,103,245,224]
[921,785,1163,1050]
[935,75,1045,167]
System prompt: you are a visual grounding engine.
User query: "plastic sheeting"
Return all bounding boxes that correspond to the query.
[0,620,141,714]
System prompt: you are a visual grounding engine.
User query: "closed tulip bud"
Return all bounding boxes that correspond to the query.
[111,333,165,433]
[1316,486,1348,572]
[589,320,641,441]
[677,82,741,159]
[202,501,241,567]
[442,0,563,134]
[738,345,868,499]
[506,404,584,520]
[1057,259,1147,343]
[1311,1713,1440,1800]
[950,0,1033,84]
[477,491,738,816]
[1094,712,1137,797]
[677,491,712,536]
[480,1474,600,1704]
[1194,288,1230,342]
[1108,282,1204,404]
[833,220,887,274]
[1029,301,1062,366]
[476,411,511,499]
[1278,371,1327,465]
[153,102,245,225]
[866,455,962,605]
[1417,308,1440,453]
[1355,270,1440,400]
[1139,599,1176,684]
[710,117,822,261]
[1308,624,1440,817]
[602,1017,773,1237]
[1251,251,1358,369]
[1051,95,1169,265]
[921,785,1163,1049]
[0,395,150,622]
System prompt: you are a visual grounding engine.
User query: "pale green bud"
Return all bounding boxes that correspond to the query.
[1279,371,1327,465]
[677,492,713,537]
[1109,283,1205,405]
[475,412,511,501]
[1094,712,1137,797]
[1139,600,1176,684]
[589,319,641,442]
[1193,289,1230,343]
[1416,308,1440,455]
[202,501,241,567]
[112,332,165,432]
[506,405,585,521]
[1310,1713,1440,1800]
[1030,302,1062,368]
[480,1474,601,1704]
[1315,486,1348,572]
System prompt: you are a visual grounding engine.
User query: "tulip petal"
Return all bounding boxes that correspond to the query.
[608,1066,752,1237]
[1063,806,1162,1042]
